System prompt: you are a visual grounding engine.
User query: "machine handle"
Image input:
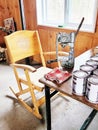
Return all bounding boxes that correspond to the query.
[75,17,84,36]
[47,59,57,64]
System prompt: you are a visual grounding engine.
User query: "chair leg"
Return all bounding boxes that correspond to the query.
[29,87,45,119]
[9,86,43,119]
[18,97,42,119]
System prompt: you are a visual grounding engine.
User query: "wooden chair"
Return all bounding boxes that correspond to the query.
[4,30,68,119]
[4,30,55,119]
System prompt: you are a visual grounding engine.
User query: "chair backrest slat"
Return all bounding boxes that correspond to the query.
[4,30,46,66]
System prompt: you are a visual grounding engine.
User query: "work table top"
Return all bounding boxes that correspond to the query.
[39,48,98,110]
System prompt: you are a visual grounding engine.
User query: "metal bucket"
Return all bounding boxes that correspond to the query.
[72,70,88,96]
[85,75,98,104]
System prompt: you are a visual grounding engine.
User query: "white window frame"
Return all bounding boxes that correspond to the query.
[36,0,98,33]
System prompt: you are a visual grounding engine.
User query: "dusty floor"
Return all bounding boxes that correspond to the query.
[0,62,98,130]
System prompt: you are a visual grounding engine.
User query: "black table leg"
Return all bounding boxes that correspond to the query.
[80,109,97,130]
[45,85,51,130]
[45,85,97,130]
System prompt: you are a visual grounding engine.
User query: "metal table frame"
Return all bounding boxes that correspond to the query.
[45,86,97,130]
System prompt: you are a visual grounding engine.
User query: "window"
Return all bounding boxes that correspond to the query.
[43,0,65,25]
[36,0,98,33]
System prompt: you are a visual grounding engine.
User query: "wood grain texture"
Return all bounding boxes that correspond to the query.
[0,0,22,47]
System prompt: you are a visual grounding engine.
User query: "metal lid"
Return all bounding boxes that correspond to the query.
[90,56,98,61]
[86,60,98,66]
[88,75,98,85]
[80,65,94,72]
[93,69,98,76]
[73,70,88,78]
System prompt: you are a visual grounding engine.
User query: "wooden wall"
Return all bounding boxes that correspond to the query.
[0,0,22,47]
[23,0,37,30]
[0,0,98,57]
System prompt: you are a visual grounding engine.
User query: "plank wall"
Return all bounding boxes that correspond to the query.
[38,15,98,57]
[0,0,22,47]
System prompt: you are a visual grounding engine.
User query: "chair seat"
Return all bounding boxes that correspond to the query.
[4,30,58,119]
[21,67,52,89]
[30,67,51,88]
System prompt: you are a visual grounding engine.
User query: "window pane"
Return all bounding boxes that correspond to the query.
[64,0,98,32]
[45,0,65,24]
[68,0,96,24]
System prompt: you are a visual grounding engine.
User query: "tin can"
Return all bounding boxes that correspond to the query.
[86,60,98,69]
[85,75,98,104]
[80,65,95,75]
[93,69,98,76]
[90,56,98,62]
[72,70,88,96]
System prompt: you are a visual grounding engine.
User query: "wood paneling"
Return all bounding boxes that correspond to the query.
[23,0,37,30]
[0,0,22,29]
[38,26,96,57]
[0,0,22,47]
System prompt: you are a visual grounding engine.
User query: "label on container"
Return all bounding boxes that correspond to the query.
[72,70,88,96]
[85,75,98,104]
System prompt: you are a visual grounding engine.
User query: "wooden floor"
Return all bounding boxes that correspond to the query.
[0,62,98,130]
